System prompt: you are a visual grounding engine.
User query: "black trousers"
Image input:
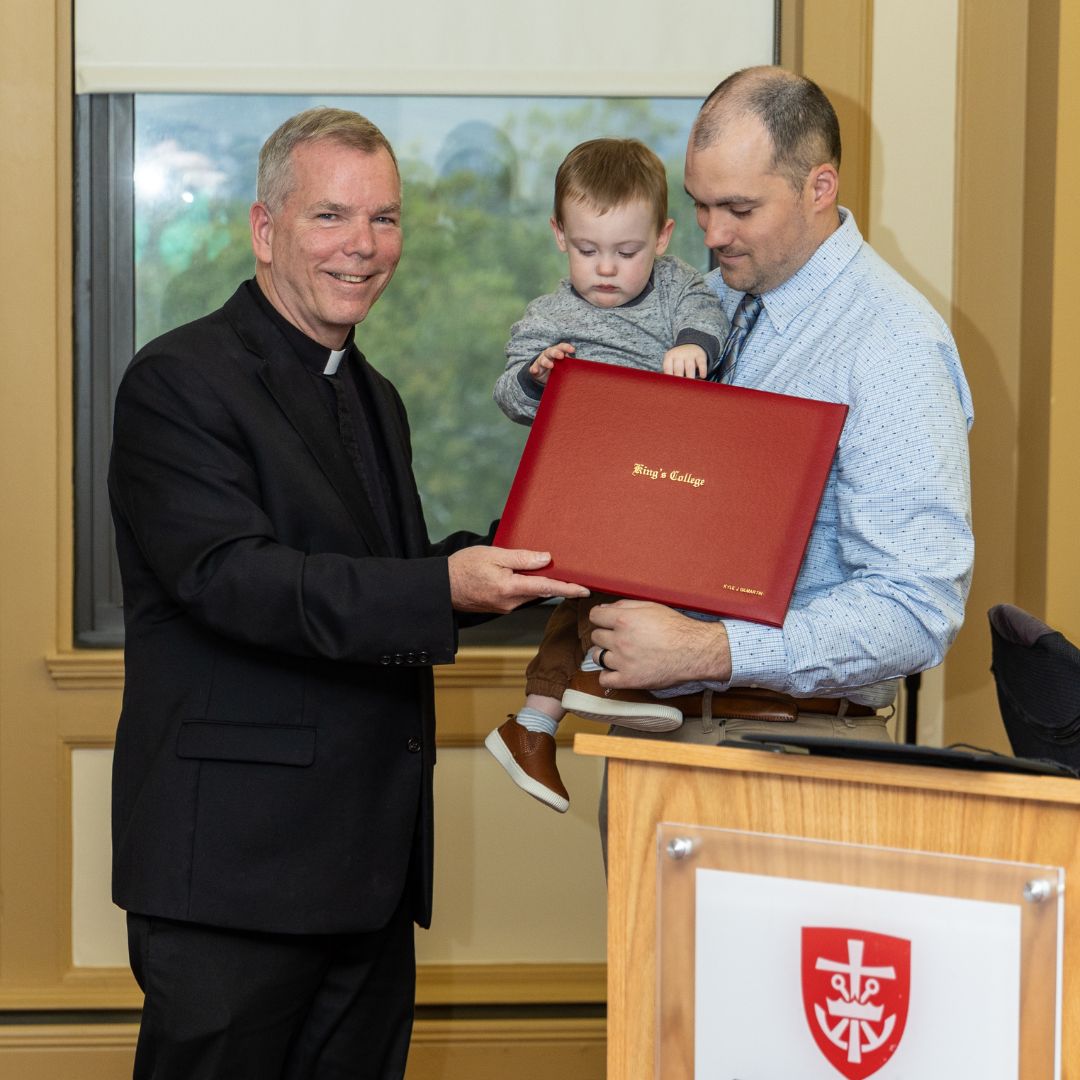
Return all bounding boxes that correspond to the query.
[126,897,415,1080]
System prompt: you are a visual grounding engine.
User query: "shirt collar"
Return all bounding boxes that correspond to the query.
[758,208,863,334]
[246,278,357,375]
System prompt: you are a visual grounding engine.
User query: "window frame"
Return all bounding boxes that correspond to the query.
[74,94,135,646]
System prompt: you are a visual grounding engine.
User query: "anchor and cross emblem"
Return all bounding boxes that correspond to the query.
[801,928,911,1079]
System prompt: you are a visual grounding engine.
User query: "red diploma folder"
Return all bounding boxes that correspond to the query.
[493,357,847,626]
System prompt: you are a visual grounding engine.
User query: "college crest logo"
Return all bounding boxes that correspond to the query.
[801,928,910,1079]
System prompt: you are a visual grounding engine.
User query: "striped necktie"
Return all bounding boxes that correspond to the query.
[708,293,763,383]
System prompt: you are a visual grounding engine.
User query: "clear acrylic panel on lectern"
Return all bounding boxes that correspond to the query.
[656,824,1062,1079]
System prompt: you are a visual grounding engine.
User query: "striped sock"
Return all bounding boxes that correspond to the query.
[515,706,560,737]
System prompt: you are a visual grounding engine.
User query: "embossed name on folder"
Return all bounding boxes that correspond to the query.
[493,357,847,625]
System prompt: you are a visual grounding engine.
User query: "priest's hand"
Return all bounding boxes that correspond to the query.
[448,547,588,614]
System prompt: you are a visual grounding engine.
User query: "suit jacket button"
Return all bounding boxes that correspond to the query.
[379,654,392,665]
[407,737,422,753]
[418,651,430,664]
[405,652,417,664]
[393,653,404,665]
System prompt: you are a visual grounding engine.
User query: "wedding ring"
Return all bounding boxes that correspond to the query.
[597,648,611,671]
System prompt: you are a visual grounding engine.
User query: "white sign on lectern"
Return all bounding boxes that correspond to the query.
[696,870,1019,1076]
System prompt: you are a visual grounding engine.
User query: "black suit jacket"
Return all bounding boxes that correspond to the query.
[108,282,491,935]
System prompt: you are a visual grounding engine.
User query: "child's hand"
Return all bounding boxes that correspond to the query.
[528,342,576,385]
[662,343,709,379]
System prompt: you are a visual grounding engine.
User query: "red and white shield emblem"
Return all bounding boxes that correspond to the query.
[801,927,910,1079]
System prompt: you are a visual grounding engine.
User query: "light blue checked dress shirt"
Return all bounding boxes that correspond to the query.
[674,210,974,708]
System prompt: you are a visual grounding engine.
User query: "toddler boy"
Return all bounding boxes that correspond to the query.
[485,138,729,812]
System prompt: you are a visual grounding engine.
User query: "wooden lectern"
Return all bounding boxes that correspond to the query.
[575,732,1080,1078]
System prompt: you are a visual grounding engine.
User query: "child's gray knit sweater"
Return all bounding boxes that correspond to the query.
[493,255,728,425]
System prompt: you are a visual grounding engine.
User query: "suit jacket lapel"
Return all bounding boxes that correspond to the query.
[225,287,393,556]
[355,355,431,559]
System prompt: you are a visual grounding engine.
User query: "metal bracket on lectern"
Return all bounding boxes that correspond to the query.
[666,836,698,860]
[1023,879,1062,903]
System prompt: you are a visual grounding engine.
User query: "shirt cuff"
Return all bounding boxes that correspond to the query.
[721,619,790,687]
[516,365,545,401]
[675,328,721,364]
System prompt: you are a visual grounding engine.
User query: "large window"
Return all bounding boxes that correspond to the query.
[75,93,706,646]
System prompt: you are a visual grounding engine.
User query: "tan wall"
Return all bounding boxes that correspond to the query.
[1045,0,1080,641]
[1,0,71,1006]
[867,0,958,746]
[5,0,1077,1073]
[945,0,1078,747]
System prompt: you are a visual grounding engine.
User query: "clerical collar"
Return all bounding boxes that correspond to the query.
[246,278,357,375]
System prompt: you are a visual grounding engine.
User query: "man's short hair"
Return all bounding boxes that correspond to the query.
[693,67,841,191]
[553,138,669,233]
[257,107,399,212]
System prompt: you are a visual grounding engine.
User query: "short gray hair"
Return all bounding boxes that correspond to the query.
[256,107,399,211]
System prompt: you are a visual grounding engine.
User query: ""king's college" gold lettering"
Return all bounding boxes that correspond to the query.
[632,463,705,488]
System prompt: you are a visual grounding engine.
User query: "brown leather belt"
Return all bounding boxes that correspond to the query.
[659,687,878,723]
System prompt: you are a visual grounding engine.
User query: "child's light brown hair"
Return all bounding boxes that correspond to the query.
[553,138,669,233]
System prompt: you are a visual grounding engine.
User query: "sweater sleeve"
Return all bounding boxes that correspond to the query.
[664,257,729,366]
[492,290,567,426]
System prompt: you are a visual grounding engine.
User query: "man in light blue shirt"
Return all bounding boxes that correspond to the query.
[587,66,973,741]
